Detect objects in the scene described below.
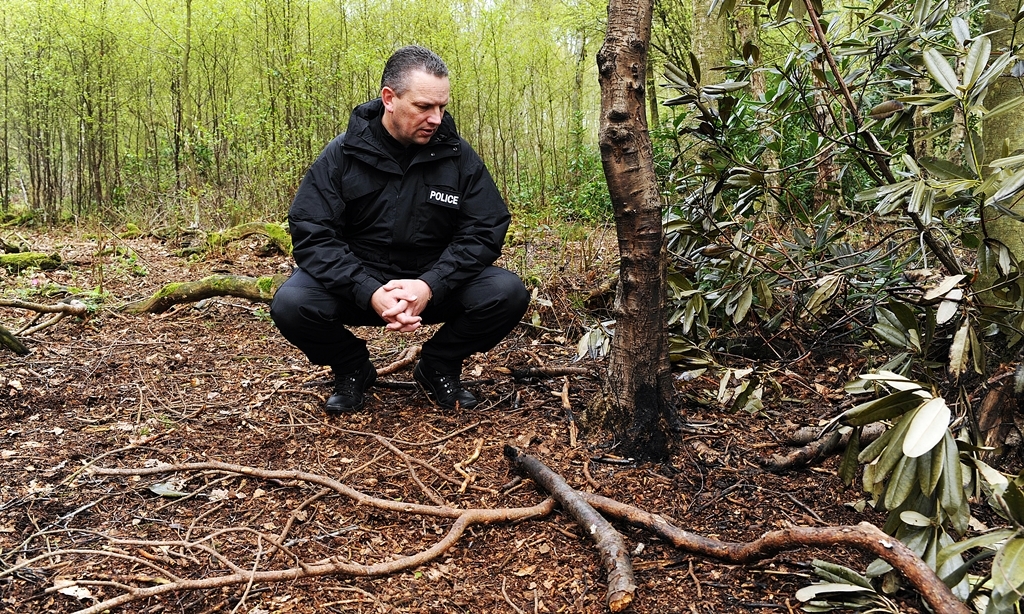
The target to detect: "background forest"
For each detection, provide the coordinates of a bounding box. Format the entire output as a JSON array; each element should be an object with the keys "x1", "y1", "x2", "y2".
[{"x1": 0, "y1": 0, "x2": 610, "y2": 227}]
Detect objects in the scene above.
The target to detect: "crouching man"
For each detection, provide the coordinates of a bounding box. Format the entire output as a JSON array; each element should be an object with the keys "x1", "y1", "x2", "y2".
[{"x1": 271, "y1": 45, "x2": 528, "y2": 413}]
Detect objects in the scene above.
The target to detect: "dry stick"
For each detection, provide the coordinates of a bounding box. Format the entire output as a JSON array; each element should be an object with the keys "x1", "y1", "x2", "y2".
[
  {"x1": 376, "y1": 345, "x2": 421, "y2": 376},
  {"x1": 405, "y1": 456, "x2": 448, "y2": 507},
  {"x1": 504, "y1": 446, "x2": 636, "y2": 612},
  {"x1": 560, "y1": 377, "x2": 578, "y2": 447},
  {"x1": 501, "y1": 577, "x2": 528, "y2": 614},
  {"x1": 582, "y1": 460, "x2": 602, "y2": 492},
  {"x1": 371, "y1": 433, "x2": 497, "y2": 495},
  {"x1": 512, "y1": 365, "x2": 592, "y2": 380},
  {"x1": 577, "y1": 491, "x2": 970, "y2": 614},
  {"x1": 454, "y1": 438, "x2": 484, "y2": 494}
]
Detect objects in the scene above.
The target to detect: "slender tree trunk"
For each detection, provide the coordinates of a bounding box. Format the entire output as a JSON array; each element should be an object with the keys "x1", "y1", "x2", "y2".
[
  {"x1": 982, "y1": 0, "x2": 1024, "y2": 307},
  {"x1": 590, "y1": 0, "x2": 677, "y2": 461}
]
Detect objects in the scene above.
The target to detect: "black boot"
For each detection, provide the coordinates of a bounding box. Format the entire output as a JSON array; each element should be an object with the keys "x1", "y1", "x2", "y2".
[
  {"x1": 326, "y1": 361, "x2": 377, "y2": 413},
  {"x1": 414, "y1": 361, "x2": 478, "y2": 409}
]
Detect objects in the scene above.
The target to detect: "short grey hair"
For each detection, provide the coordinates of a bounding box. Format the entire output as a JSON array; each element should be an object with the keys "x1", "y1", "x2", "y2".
[{"x1": 381, "y1": 46, "x2": 449, "y2": 95}]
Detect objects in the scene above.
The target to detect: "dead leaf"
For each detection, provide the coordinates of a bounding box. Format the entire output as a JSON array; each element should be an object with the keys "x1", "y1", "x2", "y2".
[{"x1": 515, "y1": 565, "x2": 537, "y2": 576}]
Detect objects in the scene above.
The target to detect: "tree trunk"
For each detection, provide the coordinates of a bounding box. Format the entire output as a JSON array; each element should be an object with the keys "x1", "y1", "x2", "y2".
[
  {"x1": 983, "y1": 1, "x2": 1024, "y2": 266},
  {"x1": 590, "y1": 0, "x2": 677, "y2": 461}
]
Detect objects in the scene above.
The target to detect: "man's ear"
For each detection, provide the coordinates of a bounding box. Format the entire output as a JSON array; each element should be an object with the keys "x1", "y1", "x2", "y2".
[{"x1": 381, "y1": 86, "x2": 396, "y2": 112}]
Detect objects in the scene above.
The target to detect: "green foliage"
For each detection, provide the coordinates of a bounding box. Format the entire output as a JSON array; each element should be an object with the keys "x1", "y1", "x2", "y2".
[
  {"x1": 0, "y1": 0, "x2": 606, "y2": 226},
  {"x1": 657, "y1": 0, "x2": 1024, "y2": 610}
]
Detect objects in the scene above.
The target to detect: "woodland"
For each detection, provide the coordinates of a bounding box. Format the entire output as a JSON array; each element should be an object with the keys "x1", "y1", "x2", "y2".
[{"x1": 2, "y1": 0, "x2": 1024, "y2": 612}]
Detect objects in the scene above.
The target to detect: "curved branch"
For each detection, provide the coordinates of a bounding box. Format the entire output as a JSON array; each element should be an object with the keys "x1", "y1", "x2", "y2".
[{"x1": 580, "y1": 491, "x2": 970, "y2": 614}]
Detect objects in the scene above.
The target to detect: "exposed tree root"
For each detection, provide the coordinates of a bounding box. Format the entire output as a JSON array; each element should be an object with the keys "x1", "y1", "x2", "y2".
[
  {"x1": 578, "y1": 491, "x2": 969, "y2": 614},
  {"x1": 125, "y1": 273, "x2": 288, "y2": 313},
  {"x1": 505, "y1": 445, "x2": 636, "y2": 612},
  {"x1": 4, "y1": 450, "x2": 971, "y2": 614},
  {"x1": 10, "y1": 460, "x2": 556, "y2": 614}
]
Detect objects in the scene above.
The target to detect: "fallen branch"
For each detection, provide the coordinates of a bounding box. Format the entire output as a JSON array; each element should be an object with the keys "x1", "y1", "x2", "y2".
[
  {"x1": 764, "y1": 424, "x2": 885, "y2": 473},
  {"x1": 0, "y1": 298, "x2": 89, "y2": 354},
  {"x1": 512, "y1": 365, "x2": 593, "y2": 380},
  {"x1": 578, "y1": 491, "x2": 969, "y2": 614},
  {"x1": 0, "y1": 321, "x2": 29, "y2": 355},
  {"x1": 125, "y1": 274, "x2": 288, "y2": 314},
  {"x1": 6, "y1": 460, "x2": 558, "y2": 614},
  {"x1": 376, "y1": 345, "x2": 421, "y2": 376},
  {"x1": 504, "y1": 445, "x2": 636, "y2": 612}
]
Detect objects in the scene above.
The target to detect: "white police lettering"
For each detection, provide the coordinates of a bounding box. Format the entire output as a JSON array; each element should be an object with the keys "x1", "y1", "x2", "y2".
[{"x1": 429, "y1": 190, "x2": 459, "y2": 206}]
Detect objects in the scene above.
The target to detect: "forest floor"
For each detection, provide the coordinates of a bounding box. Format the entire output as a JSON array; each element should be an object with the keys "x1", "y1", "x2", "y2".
[{"x1": 0, "y1": 225, "x2": 904, "y2": 614}]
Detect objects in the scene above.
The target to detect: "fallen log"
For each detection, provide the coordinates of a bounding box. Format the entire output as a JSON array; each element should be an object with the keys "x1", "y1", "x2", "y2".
[
  {"x1": 207, "y1": 222, "x2": 292, "y2": 255},
  {"x1": 125, "y1": 274, "x2": 288, "y2": 314},
  {"x1": 0, "y1": 251, "x2": 60, "y2": 271},
  {"x1": 504, "y1": 445, "x2": 636, "y2": 612}
]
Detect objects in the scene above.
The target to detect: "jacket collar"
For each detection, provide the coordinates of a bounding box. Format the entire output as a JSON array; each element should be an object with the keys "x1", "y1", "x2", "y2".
[{"x1": 345, "y1": 99, "x2": 460, "y2": 166}]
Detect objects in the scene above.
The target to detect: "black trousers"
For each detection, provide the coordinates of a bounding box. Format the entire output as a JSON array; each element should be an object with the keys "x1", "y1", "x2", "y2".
[{"x1": 270, "y1": 266, "x2": 529, "y2": 374}]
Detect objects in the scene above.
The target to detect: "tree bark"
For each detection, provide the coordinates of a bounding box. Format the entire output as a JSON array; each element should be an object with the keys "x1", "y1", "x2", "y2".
[
  {"x1": 591, "y1": 0, "x2": 677, "y2": 460},
  {"x1": 982, "y1": 0, "x2": 1024, "y2": 307}
]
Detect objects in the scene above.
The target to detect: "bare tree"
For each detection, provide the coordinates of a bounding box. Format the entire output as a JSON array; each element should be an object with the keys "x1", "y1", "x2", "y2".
[{"x1": 588, "y1": 0, "x2": 677, "y2": 461}]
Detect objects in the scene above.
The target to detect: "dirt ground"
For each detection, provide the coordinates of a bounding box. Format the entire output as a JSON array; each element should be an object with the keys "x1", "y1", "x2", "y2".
[{"x1": 1, "y1": 227, "x2": 897, "y2": 614}]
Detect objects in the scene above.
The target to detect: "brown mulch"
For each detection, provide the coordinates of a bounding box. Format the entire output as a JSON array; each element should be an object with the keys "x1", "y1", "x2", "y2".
[{"x1": 0, "y1": 227, "x2": 894, "y2": 613}]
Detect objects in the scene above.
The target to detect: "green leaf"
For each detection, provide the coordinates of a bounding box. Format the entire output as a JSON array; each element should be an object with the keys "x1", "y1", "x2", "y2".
[
  {"x1": 843, "y1": 388, "x2": 928, "y2": 426},
  {"x1": 733, "y1": 284, "x2": 753, "y2": 325},
  {"x1": 795, "y1": 583, "x2": 874, "y2": 602},
  {"x1": 989, "y1": 538, "x2": 1024, "y2": 613},
  {"x1": 806, "y1": 274, "x2": 843, "y2": 316},
  {"x1": 859, "y1": 425, "x2": 895, "y2": 463},
  {"x1": 884, "y1": 454, "x2": 918, "y2": 509},
  {"x1": 985, "y1": 94, "x2": 1024, "y2": 121},
  {"x1": 938, "y1": 528, "x2": 1015, "y2": 562},
  {"x1": 873, "y1": 321, "x2": 910, "y2": 349},
  {"x1": 963, "y1": 36, "x2": 991, "y2": 89},
  {"x1": 900, "y1": 510, "x2": 933, "y2": 527},
  {"x1": 901, "y1": 395, "x2": 946, "y2": 458},
  {"x1": 840, "y1": 427, "x2": 861, "y2": 486},
  {"x1": 939, "y1": 434, "x2": 967, "y2": 532},
  {"x1": 923, "y1": 49, "x2": 960, "y2": 96},
  {"x1": 919, "y1": 437, "x2": 944, "y2": 496},
  {"x1": 873, "y1": 413, "x2": 917, "y2": 483},
  {"x1": 811, "y1": 560, "x2": 875, "y2": 590},
  {"x1": 991, "y1": 166, "x2": 1024, "y2": 205}
]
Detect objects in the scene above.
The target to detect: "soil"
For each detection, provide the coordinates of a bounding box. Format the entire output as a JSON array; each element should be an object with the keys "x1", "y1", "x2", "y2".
[{"x1": 0, "y1": 226, "x2": 898, "y2": 614}]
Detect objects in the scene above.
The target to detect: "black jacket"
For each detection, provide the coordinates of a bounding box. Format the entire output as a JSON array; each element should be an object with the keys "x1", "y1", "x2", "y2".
[{"x1": 288, "y1": 99, "x2": 511, "y2": 309}]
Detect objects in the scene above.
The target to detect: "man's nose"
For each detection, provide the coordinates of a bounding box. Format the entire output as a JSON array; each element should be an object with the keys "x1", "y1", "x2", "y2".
[{"x1": 427, "y1": 109, "x2": 442, "y2": 125}]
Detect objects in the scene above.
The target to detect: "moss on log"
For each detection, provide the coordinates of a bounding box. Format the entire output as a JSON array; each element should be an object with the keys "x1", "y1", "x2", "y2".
[
  {"x1": 126, "y1": 273, "x2": 288, "y2": 314},
  {"x1": 0, "y1": 252, "x2": 61, "y2": 271},
  {"x1": 207, "y1": 222, "x2": 292, "y2": 255}
]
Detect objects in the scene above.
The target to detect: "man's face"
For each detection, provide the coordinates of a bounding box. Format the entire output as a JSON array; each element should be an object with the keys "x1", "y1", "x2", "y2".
[{"x1": 381, "y1": 70, "x2": 450, "y2": 147}]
